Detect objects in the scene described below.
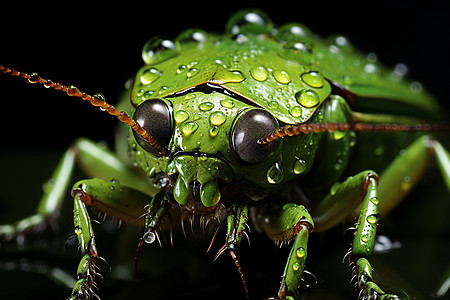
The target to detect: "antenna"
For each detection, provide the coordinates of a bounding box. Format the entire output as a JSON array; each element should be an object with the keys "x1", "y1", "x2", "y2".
[
  {"x1": 258, "y1": 122, "x2": 450, "y2": 146},
  {"x1": 0, "y1": 65, "x2": 167, "y2": 155}
]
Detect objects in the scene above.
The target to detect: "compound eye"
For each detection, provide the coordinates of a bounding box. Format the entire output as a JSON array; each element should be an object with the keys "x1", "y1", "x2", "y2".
[
  {"x1": 231, "y1": 109, "x2": 280, "y2": 164},
  {"x1": 133, "y1": 99, "x2": 172, "y2": 155}
]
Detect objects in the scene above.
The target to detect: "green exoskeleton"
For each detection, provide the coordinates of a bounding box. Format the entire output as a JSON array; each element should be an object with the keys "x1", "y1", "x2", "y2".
[{"x1": 1, "y1": 9, "x2": 449, "y2": 300}]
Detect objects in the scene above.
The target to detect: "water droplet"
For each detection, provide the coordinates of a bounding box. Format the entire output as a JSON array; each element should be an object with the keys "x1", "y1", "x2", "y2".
[
  {"x1": 181, "y1": 121, "x2": 198, "y2": 135},
  {"x1": 136, "y1": 89, "x2": 145, "y2": 97},
  {"x1": 410, "y1": 81, "x2": 423, "y2": 94},
  {"x1": 335, "y1": 36, "x2": 350, "y2": 47},
  {"x1": 334, "y1": 159, "x2": 344, "y2": 170},
  {"x1": 209, "y1": 111, "x2": 227, "y2": 125},
  {"x1": 401, "y1": 176, "x2": 411, "y2": 191},
  {"x1": 361, "y1": 234, "x2": 369, "y2": 243},
  {"x1": 292, "y1": 262, "x2": 301, "y2": 271},
  {"x1": 220, "y1": 99, "x2": 235, "y2": 108},
  {"x1": 367, "y1": 214, "x2": 378, "y2": 225},
  {"x1": 390, "y1": 63, "x2": 408, "y2": 81},
  {"x1": 250, "y1": 65, "x2": 269, "y2": 81},
  {"x1": 273, "y1": 70, "x2": 291, "y2": 84},
  {"x1": 187, "y1": 67, "x2": 199, "y2": 78},
  {"x1": 142, "y1": 36, "x2": 179, "y2": 65},
  {"x1": 296, "y1": 247, "x2": 306, "y2": 258},
  {"x1": 301, "y1": 71, "x2": 324, "y2": 88},
  {"x1": 268, "y1": 101, "x2": 279, "y2": 109},
  {"x1": 289, "y1": 106, "x2": 302, "y2": 118},
  {"x1": 267, "y1": 162, "x2": 284, "y2": 184},
  {"x1": 333, "y1": 130, "x2": 346, "y2": 140},
  {"x1": 295, "y1": 89, "x2": 320, "y2": 108},
  {"x1": 330, "y1": 182, "x2": 341, "y2": 196},
  {"x1": 230, "y1": 70, "x2": 245, "y2": 82},
  {"x1": 177, "y1": 65, "x2": 187, "y2": 74},
  {"x1": 292, "y1": 158, "x2": 306, "y2": 175},
  {"x1": 140, "y1": 68, "x2": 161, "y2": 85},
  {"x1": 74, "y1": 226, "x2": 82, "y2": 236},
  {"x1": 142, "y1": 90, "x2": 154, "y2": 100},
  {"x1": 370, "y1": 197, "x2": 379, "y2": 206},
  {"x1": 209, "y1": 125, "x2": 220, "y2": 137},
  {"x1": 225, "y1": 9, "x2": 273, "y2": 35},
  {"x1": 367, "y1": 53, "x2": 377, "y2": 63},
  {"x1": 174, "y1": 110, "x2": 189, "y2": 124},
  {"x1": 143, "y1": 230, "x2": 156, "y2": 244},
  {"x1": 276, "y1": 23, "x2": 312, "y2": 43},
  {"x1": 349, "y1": 131, "x2": 357, "y2": 147},
  {"x1": 279, "y1": 42, "x2": 313, "y2": 65},
  {"x1": 364, "y1": 63, "x2": 377, "y2": 74},
  {"x1": 199, "y1": 102, "x2": 214, "y2": 111},
  {"x1": 176, "y1": 28, "x2": 208, "y2": 45}
]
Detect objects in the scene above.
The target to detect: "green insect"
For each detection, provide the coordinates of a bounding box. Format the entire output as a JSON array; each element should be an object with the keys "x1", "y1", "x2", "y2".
[{"x1": 1, "y1": 9, "x2": 449, "y2": 300}]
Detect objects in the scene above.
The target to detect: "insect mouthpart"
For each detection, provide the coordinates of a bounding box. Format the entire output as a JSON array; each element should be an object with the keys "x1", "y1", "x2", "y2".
[
  {"x1": 183, "y1": 180, "x2": 221, "y2": 216},
  {"x1": 167, "y1": 154, "x2": 234, "y2": 214}
]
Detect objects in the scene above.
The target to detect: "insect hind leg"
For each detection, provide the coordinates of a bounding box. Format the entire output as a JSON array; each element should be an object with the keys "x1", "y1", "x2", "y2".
[{"x1": 0, "y1": 148, "x2": 76, "y2": 246}]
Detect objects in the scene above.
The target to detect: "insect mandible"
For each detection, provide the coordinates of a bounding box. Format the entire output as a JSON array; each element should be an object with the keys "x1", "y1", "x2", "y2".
[{"x1": 1, "y1": 9, "x2": 449, "y2": 300}]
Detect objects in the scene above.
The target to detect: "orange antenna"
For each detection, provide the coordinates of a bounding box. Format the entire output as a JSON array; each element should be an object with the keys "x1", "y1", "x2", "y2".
[
  {"x1": 0, "y1": 65, "x2": 167, "y2": 155},
  {"x1": 258, "y1": 122, "x2": 450, "y2": 146}
]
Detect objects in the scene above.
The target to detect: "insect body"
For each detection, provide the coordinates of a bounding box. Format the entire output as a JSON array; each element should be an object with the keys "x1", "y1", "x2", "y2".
[{"x1": 1, "y1": 9, "x2": 449, "y2": 300}]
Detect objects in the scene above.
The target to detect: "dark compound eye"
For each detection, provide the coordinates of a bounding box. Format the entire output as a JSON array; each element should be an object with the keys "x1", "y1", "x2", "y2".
[
  {"x1": 133, "y1": 99, "x2": 172, "y2": 155},
  {"x1": 231, "y1": 109, "x2": 281, "y2": 164}
]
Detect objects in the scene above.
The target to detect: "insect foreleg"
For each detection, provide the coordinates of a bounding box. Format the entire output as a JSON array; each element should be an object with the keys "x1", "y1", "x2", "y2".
[
  {"x1": 252, "y1": 203, "x2": 314, "y2": 300},
  {"x1": 69, "y1": 177, "x2": 152, "y2": 299},
  {"x1": 221, "y1": 201, "x2": 250, "y2": 297}
]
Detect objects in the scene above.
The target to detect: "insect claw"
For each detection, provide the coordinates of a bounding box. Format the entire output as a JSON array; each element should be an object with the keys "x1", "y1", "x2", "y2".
[
  {"x1": 213, "y1": 244, "x2": 227, "y2": 262},
  {"x1": 303, "y1": 269, "x2": 318, "y2": 285},
  {"x1": 97, "y1": 256, "x2": 112, "y2": 273},
  {"x1": 154, "y1": 230, "x2": 162, "y2": 247},
  {"x1": 342, "y1": 249, "x2": 352, "y2": 263},
  {"x1": 243, "y1": 231, "x2": 251, "y2": 248},
  {"x1": 244, "y1": 222, "x2": 251, "y2": 233},
  {"x1": 207, "y1": 219, "x2": 226, "y2": 254},
  {"x1": 180, "y1": 209, "x2": 188, "y2": 240},
  {"x1": 189, "y1": 216, "x2": 195, "y2": 235}
]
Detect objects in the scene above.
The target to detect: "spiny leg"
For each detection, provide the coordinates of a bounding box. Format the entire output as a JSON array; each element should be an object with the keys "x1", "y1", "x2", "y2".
[
  {"x1": 0, "y1": 148, "x2": 75, "y2": 245},
  {"x1": 253, "y1": 202, "x2": 314, "y2": 300},
  {"x1": 349, "y1": 174, "x2": 395, "y2": 299},
  {"x1": 69, "y1": 178, "x2": 153, "y2": 299},
  {"x1": 208, "y1": 200, "x2": 250, "y2": 297},
  {"x1": 225, "y1": 201, "x2": 250, "y2": 296},
  {"x1": 312, "y1": 135, "x2": 450, "y2": 298},
  {"x1": 0, "y1": 136, "x2": 158, "y2": 246},
  {"x1": 135, "y1": 189, "x2": 171, "y2": 273},
  {"x1": 374, "y1": 136, "x2": 450, "y2": 298},
  {"x1": 376, "y1": 136, "x2": 450, "y2": 217},
  {"x1": 312, "y1": 170, "x2": 398, "y2": 299}
]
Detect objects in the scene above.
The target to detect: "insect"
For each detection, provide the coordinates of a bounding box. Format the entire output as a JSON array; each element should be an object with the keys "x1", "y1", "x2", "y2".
[{"x1": 1, "y1": 8, "x2": 449, "y2": 300}]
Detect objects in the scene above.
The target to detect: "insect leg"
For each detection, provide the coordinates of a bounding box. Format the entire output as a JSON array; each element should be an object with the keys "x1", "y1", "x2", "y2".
[
  {"x1": 74, "y1": 137, "x2": 160, "y2": 197},
  {"x1": 0, "y1": 148, "x2": 76, "y2": 245},
  {"x1": 374, "y1": 135, "x2": 449, "y2": 217},
  {"x1": 310, "y1": 170, "x2": 396, "y2": 298},
  {"x1": 224, "y1": 201, "x2": 250, "y2": 297},
  {"x1": 252, "y1": 203, "x2": 314, "y2": 300},
  {"x1": 69, "y1": 177, "x2": 153, "y2": 299},
  {"x1": 372, "y1": 135, "x2": 450, "y2": 297}
]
